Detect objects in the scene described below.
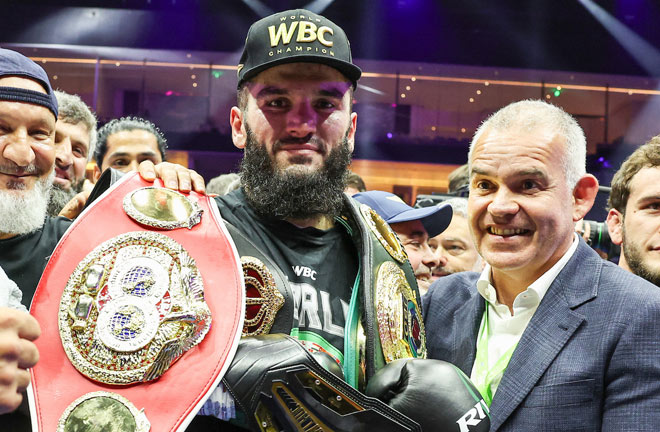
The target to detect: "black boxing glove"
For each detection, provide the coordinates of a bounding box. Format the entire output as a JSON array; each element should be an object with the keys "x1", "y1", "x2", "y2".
[
  {"x1": 366, "y1": 358, "x2": 490, "y2": 432},
  {"x1": 220, "y1": 335, "x2": 423, "y2": 432}
]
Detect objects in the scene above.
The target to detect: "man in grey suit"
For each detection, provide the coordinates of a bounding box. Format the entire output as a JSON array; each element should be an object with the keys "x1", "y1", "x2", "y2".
[{"x1": 423, "y1": 100, "x2": 660, "y2": 431}]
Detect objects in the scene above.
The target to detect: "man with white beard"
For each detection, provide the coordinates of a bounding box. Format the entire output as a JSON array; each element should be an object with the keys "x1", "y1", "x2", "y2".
[
  {"x1": 0, "y1": 47, "x2": 56, "y2": 429},
  {"x1": 0, "y1": 49, "x2": 71, "y2": 310},
  {"x1": 0, "y1": 49, "x2": 203, "y2": 310}
]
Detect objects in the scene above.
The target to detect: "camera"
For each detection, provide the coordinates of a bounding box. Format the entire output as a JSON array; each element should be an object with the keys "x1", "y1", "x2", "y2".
[{"x1": 576, "y1": 220, "x2": 620, "y2": 261}]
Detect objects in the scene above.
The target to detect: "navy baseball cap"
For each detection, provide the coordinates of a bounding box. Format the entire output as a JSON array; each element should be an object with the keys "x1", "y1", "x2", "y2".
[
  {"x1": 0, "y1": 48, "x2": 58, "y2": 118},
  {"x1": 237, "y1": 9, "x2": 362, "y2": 88},
  {"x1": 354, "y1": 191, "x2": 453, "y2": 237}
]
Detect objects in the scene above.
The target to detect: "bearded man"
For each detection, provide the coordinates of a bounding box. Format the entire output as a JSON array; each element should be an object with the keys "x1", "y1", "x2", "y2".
[
  {"x1": 607, "y1": 135, "x2": 660, "y2": 285},
  {"x1": 0, "y1": 49, "x2": 72, "y2": 309},
  {"x1": 46, "y1": 91, "x2": 96, "y2": 217},
  {"x1": 191, "y1": 9, "x2": 488, "y2": 432}
]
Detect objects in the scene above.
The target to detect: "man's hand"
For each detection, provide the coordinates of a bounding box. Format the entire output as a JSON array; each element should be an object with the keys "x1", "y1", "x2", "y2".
[
  {"x1": 58, "y1": 188, "x2": 92, "y2": 220},
  {"x1": 138, "y1": 161, "x2": 206, "y2": 194},
  {"x1": 0, "y1": 308, "x2": 40, "y2": 414}
]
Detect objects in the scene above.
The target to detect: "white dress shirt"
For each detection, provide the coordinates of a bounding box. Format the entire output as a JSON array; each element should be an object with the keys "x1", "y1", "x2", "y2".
[{"x1": 470, "y1": 234, "x2": 579, "y2": 395}]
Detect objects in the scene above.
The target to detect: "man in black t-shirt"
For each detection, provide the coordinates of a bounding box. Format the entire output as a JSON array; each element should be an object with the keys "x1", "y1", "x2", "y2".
[
  {"x1": 216, "y1": 189, "x2": 358, "y2": 367},
  {"x1": 210, "y1": 8, "x2": 365, "y2": 376},
  {"x1": 193, "y1": 9, "x2": 489, "y2": 432}
]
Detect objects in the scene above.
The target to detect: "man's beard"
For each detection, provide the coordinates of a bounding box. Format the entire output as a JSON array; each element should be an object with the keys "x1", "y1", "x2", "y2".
[
  {"x1": 623, "y1": 225, "x2": 660, "y2": 286},
  {"x1": 239, "y1": 125, "x2": 352, "y2": 221},
  {"x1": 47, "y1": 178, "x2": 85, "y2": 217},
  {"x1": 0, "y1": 168, "x2": 55, "y2": 236}
]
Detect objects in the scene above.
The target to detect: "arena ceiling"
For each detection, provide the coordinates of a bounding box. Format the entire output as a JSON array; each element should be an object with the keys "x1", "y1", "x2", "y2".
[{"x1": 3, "y1": 0, "x2": 660, "y2": 77}]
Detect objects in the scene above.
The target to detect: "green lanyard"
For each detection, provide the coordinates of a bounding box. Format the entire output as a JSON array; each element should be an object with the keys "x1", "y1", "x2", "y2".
[
  {"x1": 472, "y1": 303, "x2": 518, "y2": 406},
  {"x1": 335, "y1": 216, "x2": 361, "y2": 389}
]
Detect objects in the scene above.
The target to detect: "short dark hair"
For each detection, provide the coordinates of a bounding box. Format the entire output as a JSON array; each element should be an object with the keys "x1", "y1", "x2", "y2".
[
  {"x1": 346, "y1": 171, "x2": 366, "y2": 192},
  {"x1": 448, "y1": 164, "x2": 469, "y2": 193},
  {"x1": 609, "y1": 135, "x2": 660, "y2": 213},
  {"x1": 237, "y1": 82, "x2": 250, "y2": 112},
  {"x1": 95, "y1": 117, "x2": 167, "y2": 167}
]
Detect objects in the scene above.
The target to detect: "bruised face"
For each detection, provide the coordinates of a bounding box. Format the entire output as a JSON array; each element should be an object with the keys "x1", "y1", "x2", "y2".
[
  {"x1": 231, "y1": 63, "x2": 357, "y2": 220},
  {"x1": 232, "y1": 62, "x2": 356, "y2": 176}
]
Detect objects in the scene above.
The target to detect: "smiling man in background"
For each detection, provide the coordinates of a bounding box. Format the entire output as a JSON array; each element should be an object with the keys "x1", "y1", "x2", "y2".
[
  {"x1": 354, "y1": 190, "x2": 450, "y2": 294},
  {"x1": 46, "y1": 90, "x2": 96, "y2": 216},
  {"x1": 93, "y1": 116, "x2": 166, "y2": 178},
  {"x1": 429, "y1": 197, "x2": 483, "y2": 279}
]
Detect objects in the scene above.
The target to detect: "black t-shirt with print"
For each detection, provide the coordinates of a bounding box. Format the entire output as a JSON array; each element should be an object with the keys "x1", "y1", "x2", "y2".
[
  {"x1": 215, "y1": 189, "x2": 358, "y2": 366},
  {"x1": 0, "y1": 216, "x2": 71, "y2": 309}
]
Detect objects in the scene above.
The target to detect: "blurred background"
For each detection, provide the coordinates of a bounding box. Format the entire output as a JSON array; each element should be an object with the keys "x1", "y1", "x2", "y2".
[{"x1": 3, "y1": 0, "x2": 660, "y2": 219}]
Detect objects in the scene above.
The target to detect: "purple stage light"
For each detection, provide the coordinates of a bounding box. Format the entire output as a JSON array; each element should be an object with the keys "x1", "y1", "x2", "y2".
[{"x1": 387, "y1": 133, "x2": 393, "y2": 139}]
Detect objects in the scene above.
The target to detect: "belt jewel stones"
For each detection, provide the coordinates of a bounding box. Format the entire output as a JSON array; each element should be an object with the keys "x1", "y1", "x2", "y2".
[
  {"x1": 375, "y1": 262, "x2": 427, "y2": 363},
  {"x1": 59, "y1": 231, "x2": 212, "y2": 385},
  {"x1": 123, "y1": 186, "x2": 203, "y2": 230},
  {"x1": 241, "y1": 256, "x2": 284, "y2": 336}
]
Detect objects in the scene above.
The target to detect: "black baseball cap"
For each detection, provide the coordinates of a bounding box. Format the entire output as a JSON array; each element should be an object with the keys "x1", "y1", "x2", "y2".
[
  {"x1": 0, "y1": 48, "x2": 58, "y2": 118},
  {"x1": 237, "y1": 9, "x2": 362, "y2": 88}
]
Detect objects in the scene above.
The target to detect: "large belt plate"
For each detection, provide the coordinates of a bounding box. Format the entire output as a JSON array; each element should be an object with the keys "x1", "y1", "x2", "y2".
[{"x1": 59, "y1": 231, "x2": 211, "y2": 385}]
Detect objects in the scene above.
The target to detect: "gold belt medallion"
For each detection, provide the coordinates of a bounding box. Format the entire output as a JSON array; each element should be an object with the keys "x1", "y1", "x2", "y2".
[
  {"x1": 123, "y1": 187, "x2": 203, "y2": 230},
  {"x1": 58, "y1": 231, "x2": 212, "y2": 385},
  {"x1": 57, "y1": 391, "x2": 150, "y2": 432},
  {"x1": 241, "y1": 256, "x2": 284, "y2": 336},
  {"x1": 375, "y1": 261, "x2": 427, "y2": 363}
]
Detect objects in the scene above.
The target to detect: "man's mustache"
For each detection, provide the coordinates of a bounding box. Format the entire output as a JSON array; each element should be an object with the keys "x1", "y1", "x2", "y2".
[
  {"x1": 0, "y1": 163, "x2": 45, "y2": 176},
  {"x1": 273, "y1": 134, "x2": 326, "y2": 152}
]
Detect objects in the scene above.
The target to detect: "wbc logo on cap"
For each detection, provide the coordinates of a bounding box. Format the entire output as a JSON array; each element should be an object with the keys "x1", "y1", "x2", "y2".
[{"x1": 267, "y1": 15, "x2": 335, "y2": 55}]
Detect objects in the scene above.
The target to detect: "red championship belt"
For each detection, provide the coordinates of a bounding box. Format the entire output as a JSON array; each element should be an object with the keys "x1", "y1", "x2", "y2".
[{"x1": 28, "y1": 172, "x2": 244, "y2": 432}]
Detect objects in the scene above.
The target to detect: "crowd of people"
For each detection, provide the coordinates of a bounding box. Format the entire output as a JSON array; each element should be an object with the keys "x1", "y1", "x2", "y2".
[{"x1": 1, "y1": 7, "x2": 660, "y2": 432}]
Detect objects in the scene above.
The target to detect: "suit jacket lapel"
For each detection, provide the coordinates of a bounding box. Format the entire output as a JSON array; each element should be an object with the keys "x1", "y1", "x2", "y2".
[
  {"x1": 452, "y1": 290, "x2": 485, "y2": 375},
  {"x1": 488, "y1": 241, "x2": 601, "y2": 431}
]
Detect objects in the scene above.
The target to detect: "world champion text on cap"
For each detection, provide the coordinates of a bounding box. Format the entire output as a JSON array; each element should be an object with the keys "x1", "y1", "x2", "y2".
[{"x1": 268, "y1": 15, "x2": 335, "y2": 57}]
